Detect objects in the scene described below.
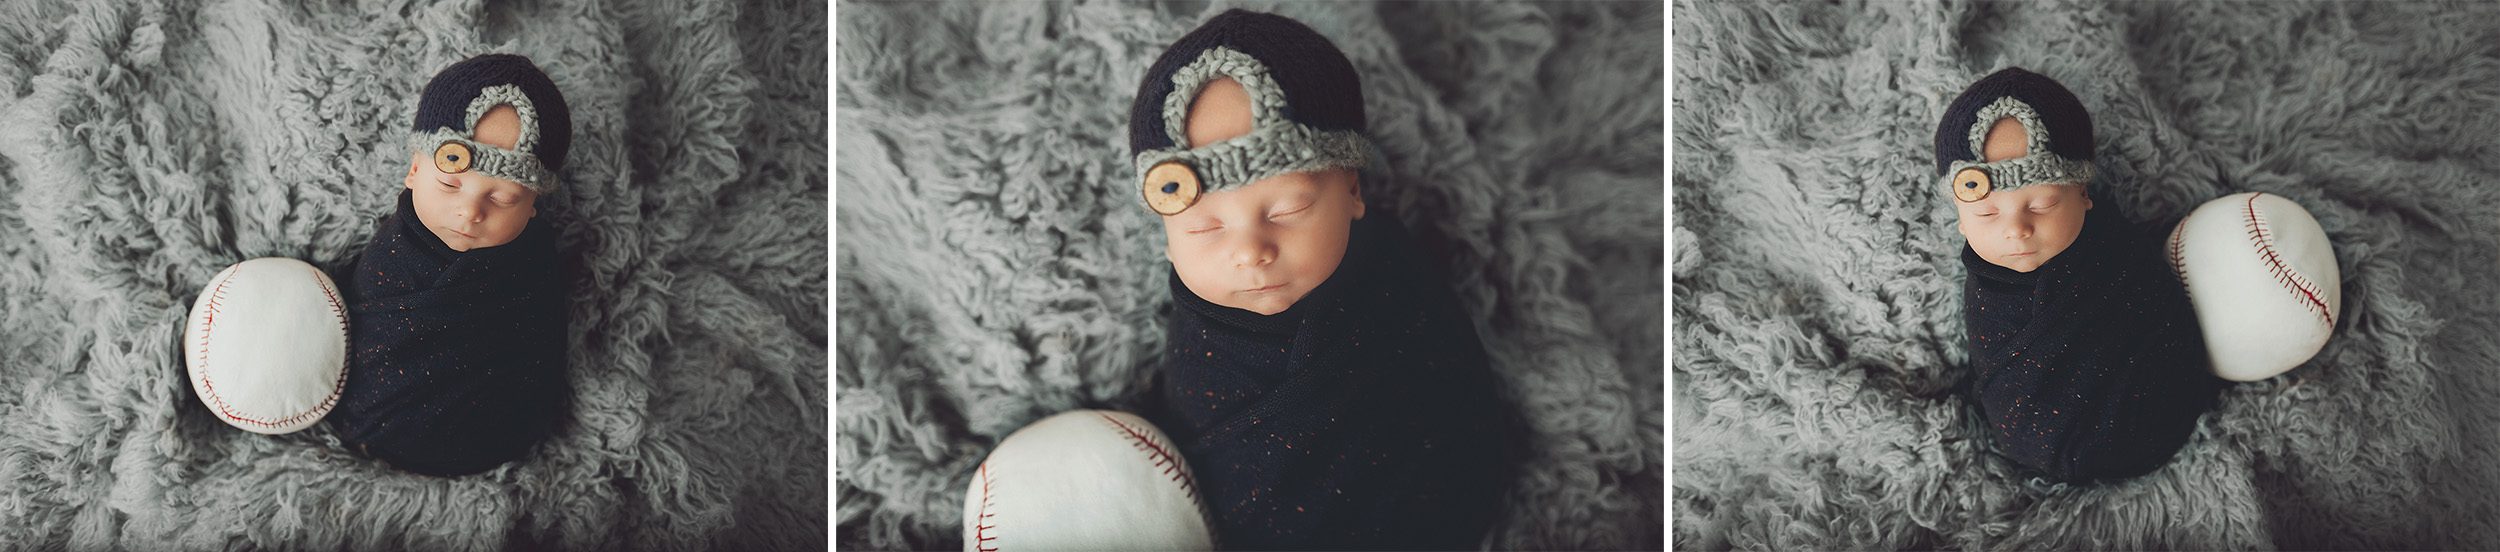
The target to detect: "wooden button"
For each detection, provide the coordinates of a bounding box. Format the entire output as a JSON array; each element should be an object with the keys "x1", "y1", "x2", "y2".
[
  {"x1": 1142, "y1": 160, "x2": 1202, "y2": 215},
  {"x1": 433, "y1": 141, "x2": 474, "y2": 174},
  {"x1": 1951, "y1": 167, "x2": 1992, "y2": 202}
]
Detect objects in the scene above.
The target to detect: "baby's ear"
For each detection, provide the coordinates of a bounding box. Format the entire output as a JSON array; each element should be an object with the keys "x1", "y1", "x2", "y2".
[
  {"x1": 1348, "y1": 172, "x2": 1366, "y2": 220},
  {"x1": 404, "y1": 152, "x2": 423, "y2": 189}
]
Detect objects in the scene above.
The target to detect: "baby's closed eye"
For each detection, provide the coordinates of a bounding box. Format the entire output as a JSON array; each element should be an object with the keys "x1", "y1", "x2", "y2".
[{"x1": 1268, "y1": 202, "x2": 1312, "y2": 219}]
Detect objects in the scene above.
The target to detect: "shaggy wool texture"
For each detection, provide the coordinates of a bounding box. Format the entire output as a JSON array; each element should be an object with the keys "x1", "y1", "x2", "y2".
[
  {"x1": 1674, "y1": 1, "x2": 2500, "y2": 549},
  {"x1": 835, "y1": 1, "x2": 1664, "y2": 550},
  {"x1": 0, "y1": 0, "x2": 827, "y2": 549}
]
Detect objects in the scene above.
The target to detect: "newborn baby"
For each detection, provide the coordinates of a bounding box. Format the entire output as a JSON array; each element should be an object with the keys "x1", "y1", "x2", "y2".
[
  {"x1": 1131, "y1": 10, "x2": 1513, "y2": 549},
  {"x1": 1939, "y1": 68, "x2": 2224, "y2": 483},
  {"x1": 325, "y1": 54, "x2": 572, "y2": 476}
]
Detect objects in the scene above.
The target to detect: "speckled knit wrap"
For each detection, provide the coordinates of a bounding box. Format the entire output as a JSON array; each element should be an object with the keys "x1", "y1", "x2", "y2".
[
  {"x1": 1961, "y1": 201, "x2": 2224, "y2": 483},
  {"x1": 325, "y1": 190, "x2": 569, "y2": 476},
  {"x1": 1143, "y1": 212, "x2": 1519, "y2": 548}
]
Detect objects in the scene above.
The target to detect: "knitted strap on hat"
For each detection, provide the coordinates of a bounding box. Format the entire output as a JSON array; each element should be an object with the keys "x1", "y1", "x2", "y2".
[
  {"x1": 407, "y1": 84, "x2": 559, "y2": 194},
  {"x1": 1938, "y1": 97, "x2": 2095, "y2": 196},
  {"x1": 1132, "y1": 47, "x2": 1373, "y2": 203}
]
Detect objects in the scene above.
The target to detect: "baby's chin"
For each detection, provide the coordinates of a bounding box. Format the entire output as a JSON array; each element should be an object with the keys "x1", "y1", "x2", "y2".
[
  {"x1": 1221, "y1": 296, "x2": 1295, "y2": 315},
  {"x1": 426, "y1": 227, "x2": 515, "y2": 252},
  {"x1": 1988, "y1": 252, "x2": 2054, "y2": 273},
  {"x1": 1213, "y1": 288, "x2": 1308, "y2": 315}
]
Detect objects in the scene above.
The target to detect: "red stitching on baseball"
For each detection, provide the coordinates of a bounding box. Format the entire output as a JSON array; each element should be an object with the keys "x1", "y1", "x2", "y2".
[
  {"x1": 974, "y1": 462, "x2": 999, "y2": 552},
  {"x1": 2243, "y1": 194, "x2": 2334, "y2": 327},
  {"x1": 2167, "y1": 218, "x2": 2190, "y2": 296},
  {"x1": 192, "y1": 264, "x2": 349, "y2": 428},
  {"x1": 314, "y1": 267, "x2": 348, "y2": 334},
  {"x1": 1098, "y1": 412, "x2": 1200, "y2": 503},
  {"x1": 196, "y1": 269, "x2": 231, "y2": 349}
]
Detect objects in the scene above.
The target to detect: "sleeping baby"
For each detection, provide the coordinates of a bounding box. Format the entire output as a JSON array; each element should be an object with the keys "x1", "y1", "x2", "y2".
[
  {"x1": 1130, "y1": 9, "x2": 1514, "y2": 549},
  {"x1": 325, "y1": 54, "x2": 572, "y2": 477},
  {"x1": 1938, "y1": 67, "x2": 2225, "y2": 483}
]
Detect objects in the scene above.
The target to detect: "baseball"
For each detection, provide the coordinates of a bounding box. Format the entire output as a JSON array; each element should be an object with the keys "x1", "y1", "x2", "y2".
[
  {"x1": 962, "y1": 409, "x2": 1212, "y2": 552},
  {"x1": 182, "y1": 257, "x2": 350, "y2": 434},
  {"x1": 2168, "y1": 192, "x2": 2342, "y2": 382}
]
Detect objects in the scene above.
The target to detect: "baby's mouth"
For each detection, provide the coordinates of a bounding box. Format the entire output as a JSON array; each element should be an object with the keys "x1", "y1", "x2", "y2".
[{"x1": 1242, "y1": 283, "x2": 1286, "y2": 293}]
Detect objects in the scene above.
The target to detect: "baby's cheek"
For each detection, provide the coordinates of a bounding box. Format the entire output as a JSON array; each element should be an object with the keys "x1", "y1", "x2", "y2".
[
  {"x1": 408, "y1": 194, "x2": 452, "y2": 229},
  {"x1": 1285, "y1": 222, "x2": 1352, "y2": 283},
  {"x1": 1163, "y1": 239, "x2": 1215, "y2": 285},
  {"x1": 494, "y1": 217, "x2": 535, "y2": 244},
  {"x1": 1162, "y1": 232, "x2": 1197, "y2": 267}
]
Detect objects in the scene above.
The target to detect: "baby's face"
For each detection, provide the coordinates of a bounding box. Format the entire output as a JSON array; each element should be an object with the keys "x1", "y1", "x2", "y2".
[
  {"x1": 405, "y1": 106, "x2": 538, "y2": 251},
  {"x1": 1162, "y1": 78, "x2": 1364, "y2": 315},
  {"x1": 1165, "y1": 168, "x2": 1364, "y2": 315},
  {"x1": 1954, "y1": 118, "x2": 2091, "y2": 272}
]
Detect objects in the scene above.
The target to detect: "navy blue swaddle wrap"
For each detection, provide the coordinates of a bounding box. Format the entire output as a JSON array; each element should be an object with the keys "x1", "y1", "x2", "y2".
[
  {"x1": 1147, "y1": 212, "x2": 1516, "y2": 550},
  {"x1": 1961, "y1": 199, "x2": 2225, "y2": 483},
  {"x1": 326, "y1": 190, "x2": 568, "y2": 476}
]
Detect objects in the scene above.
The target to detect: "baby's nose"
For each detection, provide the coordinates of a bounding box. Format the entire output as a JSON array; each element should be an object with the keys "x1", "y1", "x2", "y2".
[{"x1": 1231, "y1": 241, "x2": 1274, "y2": 267}]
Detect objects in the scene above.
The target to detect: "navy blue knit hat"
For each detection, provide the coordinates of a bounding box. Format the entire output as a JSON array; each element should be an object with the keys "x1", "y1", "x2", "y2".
[
  {"x1": 1933, "y1": 67, "x2": 2095, "y2": 203},
  {"x1": 1126, "y1": 9, "x2": 1376, "y2": 216},
  {"x1": 410, "y1": 53, "x2": 572, "y2": 194}
]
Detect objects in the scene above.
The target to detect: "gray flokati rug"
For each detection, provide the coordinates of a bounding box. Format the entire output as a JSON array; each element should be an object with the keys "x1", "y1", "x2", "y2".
[
  {"x1": 835, "y1": 1, "x2": 1664, "y2": 550},
  {"x1": 1674, "y1": 1, "x2": 2500, "y2": 549},
  {"x1": 0, "y1": 0, "x2": 826, "y2": 549}
]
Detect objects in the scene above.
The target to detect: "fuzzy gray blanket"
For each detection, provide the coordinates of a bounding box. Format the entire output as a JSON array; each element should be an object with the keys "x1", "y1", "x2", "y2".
[
  {"x1": 836, "y1": 1, "x2": 1664, "y2": 550},
  {"x1": 1675, "y1": 1, "x2": 2500, "y2": 549},
  {"x1": 0, "y1": 0, "x2": 825, "y2": 549}
]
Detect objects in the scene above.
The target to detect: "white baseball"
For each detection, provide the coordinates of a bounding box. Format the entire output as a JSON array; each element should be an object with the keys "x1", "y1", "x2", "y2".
[
  {"x1": 2168, "y1": 192, "x2": 2342, "y2": 382},
  {"x1": 962, "y1": 409, "x2": 1212, "y2": 552},
  {"x1": 182, "y1": 257, "x2": 350, "y2": 434}
]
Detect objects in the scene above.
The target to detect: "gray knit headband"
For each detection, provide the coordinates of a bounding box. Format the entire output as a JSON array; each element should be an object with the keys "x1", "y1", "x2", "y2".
[
  {"x1": 1133, "y1": 47, "x2": 1373, "y2": 216},
  {"x1": 407, "y1": 84, "x2": 559, "y2": 194},
  {"x1": 1940, "y1": 97, "x2": 2094, "y2": 203}
]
